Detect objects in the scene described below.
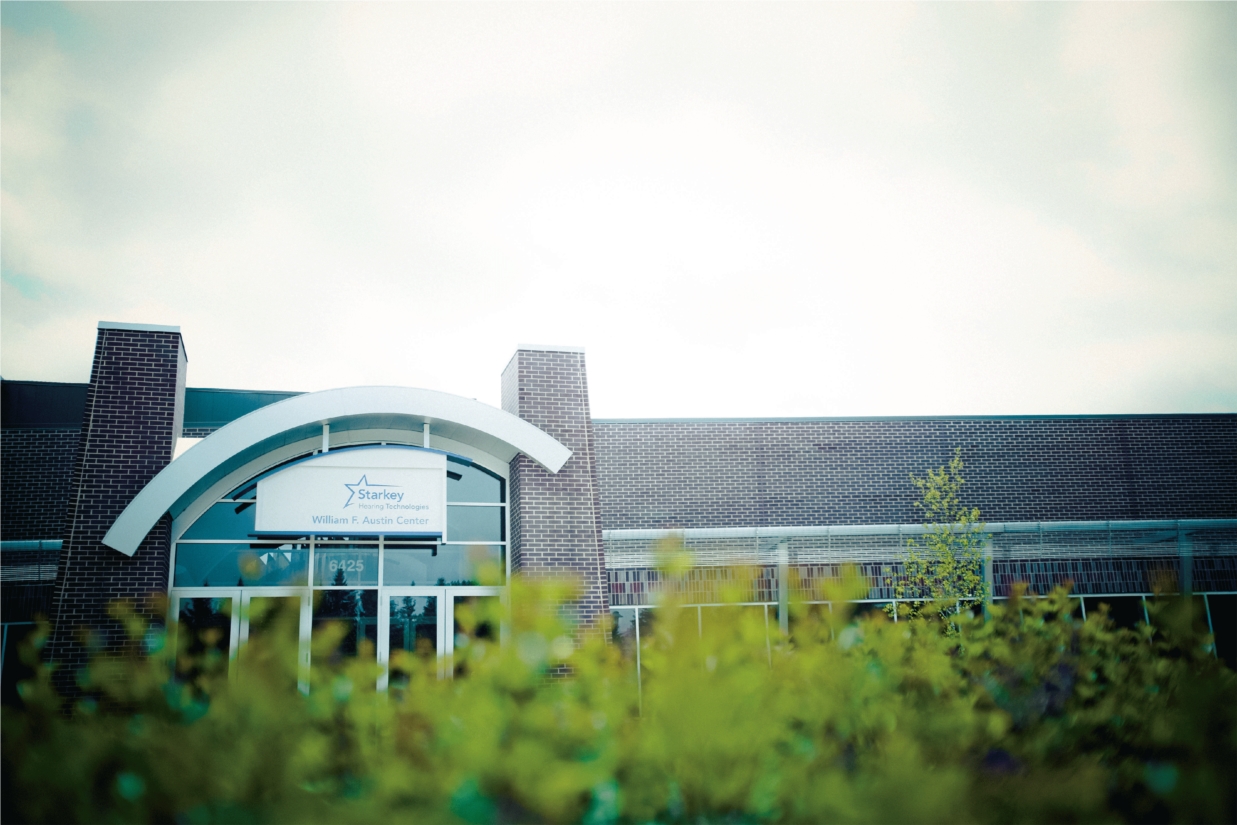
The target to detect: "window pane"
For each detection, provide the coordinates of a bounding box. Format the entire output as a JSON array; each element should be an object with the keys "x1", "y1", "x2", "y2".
[
  {"x1": 175, "y1": 543, "x2": 308, "y2": 587},
  {"x1": 389, "y1": 596, "x2": 438, "y2": 688},
  {"x1": 851, "y1": 602, "x2": 892, "y2": 622},
  {"x1": 453, "y1": 595, "x2": 500, "y2": 677},
  {"x1": 1082, "y1": 596, "x2": 1146, "y2": 630},
  {"x1": 701, "y1": 605, "x2": 772, "y2": 665},
  {"x1": 447, "y1": 506, "x2": 504, "y2": 542},
  {"x1": 176, "y1": 597, "x2": 232, "y2": 683},
  {"x1": 1, "y1": 624, "x2": 38, "y2": 708},
  {"x1": 788, "y1": 602, "x2": 834, "y2": 645},
  {"x1": 384, "y1": 544, "x2": 504, "y2": 587},
  {"x1": 313, "y1": 544, "x2": 378, "y2": 587},
  {"x1": 637, "y1": 608, "x2": 658, "y2": 680},
  {"x1": 1208, "y1": 594, "x2": 1236, "y2": 671},
  {"x1": 611, "y1": 609, "x2": 638, "y2": 679},
  {"x1": 313, "y1": 589, "x2": 378, "y2": 662},
  {"x1": 244, "y1": 596, "x2": 301, "y2": 692},
  {"x1": 447, "y1": 461, "x2": 504, "y2": 503},
  {"x1": 181, "y1": 502, "x2": 256, "y2": 540}
]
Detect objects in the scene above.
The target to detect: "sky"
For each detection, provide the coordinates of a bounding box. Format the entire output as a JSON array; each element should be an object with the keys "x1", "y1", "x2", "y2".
[{"x1": 2, "y1": 2, "x2": 1235, "y2": 418}]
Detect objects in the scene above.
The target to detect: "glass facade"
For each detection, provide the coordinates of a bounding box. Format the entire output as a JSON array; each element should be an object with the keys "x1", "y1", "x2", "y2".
[
  {"x1": 168, "y1": 448, "x2": 508, "y2": 691},
  {"x1": 174, "y1": 543, "x2": 309, "y2": 587},
  {"x1": 156, "y1": 456, "x2": 1237, "y2": 698}
]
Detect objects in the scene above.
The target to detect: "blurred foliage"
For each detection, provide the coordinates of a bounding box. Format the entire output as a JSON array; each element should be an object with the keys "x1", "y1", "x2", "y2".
[
  {"x1": 892, "y1": 447, "x2": 991, "y2": 623},
  {"x1": 3, "y1": 559, "x2": 1234, "y2": 824}
]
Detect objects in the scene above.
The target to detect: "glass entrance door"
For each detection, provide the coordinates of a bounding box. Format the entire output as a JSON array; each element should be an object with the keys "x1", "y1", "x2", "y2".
[
  {"x1": 172, "y1": 590, "x2": 240, "y2": 683},
  {"x1": 174, "y1": 587, "x2": 506, "y2": 693},
  {"x1": 240, "y1": 590, "x2": 310, "y2": 693},
  {"x1": 380, "y1": 588, "x2": 445, "y2": 689}
]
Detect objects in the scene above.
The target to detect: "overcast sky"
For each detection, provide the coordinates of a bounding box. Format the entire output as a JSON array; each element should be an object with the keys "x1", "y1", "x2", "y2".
[{"x1": 3, "y1": 3, "x2": 1234, "y2": 417}]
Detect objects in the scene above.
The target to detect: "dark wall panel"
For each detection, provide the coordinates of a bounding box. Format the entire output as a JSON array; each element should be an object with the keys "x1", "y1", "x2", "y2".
[
  {"x1": 593, "y1": 416, "x2": 1237, "y2": 529},
  {"x1": 1, "y1": 428, "x2": 80, "y2": 541}
]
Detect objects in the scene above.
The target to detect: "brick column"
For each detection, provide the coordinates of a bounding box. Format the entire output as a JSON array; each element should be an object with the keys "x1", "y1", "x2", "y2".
[
  {"x1": 501, "y1": 346, "x2": 609, "y2": 630},
  {"x1": 47, "y1": 322, "x2": 186, "y2": 680}
]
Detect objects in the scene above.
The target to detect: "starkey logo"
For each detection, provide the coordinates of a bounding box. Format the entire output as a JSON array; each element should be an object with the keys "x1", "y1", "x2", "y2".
[{"x1": 342, "y1": 475, "x2": 405, "y2": 508}]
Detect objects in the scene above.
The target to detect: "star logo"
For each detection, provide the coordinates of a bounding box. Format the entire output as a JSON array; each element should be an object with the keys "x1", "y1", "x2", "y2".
[{"x1": 343, "y1": 475, "x2": 400, "y2": 508}]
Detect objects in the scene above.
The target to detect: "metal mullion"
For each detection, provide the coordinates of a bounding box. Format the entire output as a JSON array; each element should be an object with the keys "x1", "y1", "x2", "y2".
[
  {"x1": 228, "y1": 598, "x2": 241, "y2": 680},
  {"x1": 166, "y1": 542, "x2": 178, "y2": 593},
  {"x1": 377, "y1": 592, "x2": 390, "y2": 692},
  {"x1": 177, "y1": 540, "x2": 292, "y2": 543},
  {"x1": 298, "y1": 592, "x2": 312, "y2": 694},
  {"x1": 634, "y1": 607, "x2": 643, "y2": 715},
  {"x1": 764, "y1": 605, "x2": 772, "y2": 666},
  {"x1": 239, "y1": 592, "x2": 251, "y2": 647},
  {"x1": 1203, "y1": 594, "x2": 1217, "y2": 658},
  {"x1": 440, "y1": 586, "x2": 503, "y2": 595},
  {"x1": 440, "y1": 589, "x2": 449, "y2": 680}
]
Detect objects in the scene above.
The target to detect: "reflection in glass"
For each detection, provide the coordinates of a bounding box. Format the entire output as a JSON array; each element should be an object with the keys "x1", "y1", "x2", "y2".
[
  {"x1": 1191, "y1": 595, "x2": 1212, "y2": 639},
  {"x1": 447, "y1": 506, "x2": 504, "y2": 543},
  {"x1": 313, "y1": 589, "x2": 378, "y2": 661},
  {"x1": 611, "y1": 609, "x2": 637, "y2": 657},
  {"x1": 388, "y1": 596, "x2": 438, "y2": 688},
  {"x1": 447, "y1": 460, "x2": 504, "y2": 503},
  {"x1": 1, "y1": 625, "x2": 38, "y2": 707},
  {"x1": 700, "y1": 605, "x2": 772, "y2": 664},
  {"x1": 176, "y1": 597, "x2": 232, "y2": 683},
  {"x1": 1207, "y1": 594, "x2": 1236, "y2": 670},
  {"x1": 181, "y1": 502, "x2": 257, "y2": 540},
  {"x1": 850, "y1": 602, "x2": 891, "y2": 623},
  {"x1": 175, "y1": 543, "x2": 308, "y2": 587},
  {"x1": 313, "y1": 544, "x2": 378, "y2": 586},
  {"x1": 636, "y1": 608, "x2": 657, "y2": 679},
  {"x1": 384, "y1": 544, "x2": 504, "y2": 586},
  {"x1": 453, "y1": 595, "x2": 500, "y2": 676},
  {"x1": 1082, "y1": 596, "x2": 1146, "y2": 630},
  {"x1": 788, "y1": 602, "x2": 833, "y2": 645},
  {"x1": 243, "y1": 596, "x2": 301, "y2": 692}
]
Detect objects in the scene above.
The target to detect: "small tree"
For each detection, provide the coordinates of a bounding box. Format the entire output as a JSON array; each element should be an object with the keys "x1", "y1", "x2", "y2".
[{"x1": 892, "y1": 448, "x2": 990, "y2": 621}]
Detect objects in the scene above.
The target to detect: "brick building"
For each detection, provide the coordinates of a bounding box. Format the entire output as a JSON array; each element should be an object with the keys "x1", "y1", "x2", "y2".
[{"x1": 3, "y1": 322, "x2": 1235, "y2": 698}]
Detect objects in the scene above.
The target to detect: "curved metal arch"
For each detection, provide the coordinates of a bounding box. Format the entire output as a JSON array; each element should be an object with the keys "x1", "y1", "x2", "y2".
[{"x1": 104, "y1": 386, "x2": 570, "y2": 556}]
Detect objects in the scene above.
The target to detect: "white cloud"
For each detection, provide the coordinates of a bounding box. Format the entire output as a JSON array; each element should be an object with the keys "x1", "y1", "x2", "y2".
[{"x1": 2, "y1": 3, "x2": 1233, "y2": 414}]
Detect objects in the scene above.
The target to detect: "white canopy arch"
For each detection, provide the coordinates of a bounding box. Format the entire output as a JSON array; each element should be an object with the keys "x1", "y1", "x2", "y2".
[{"x1": 104, "y1": 386, "x2": 570, "y2": 556}]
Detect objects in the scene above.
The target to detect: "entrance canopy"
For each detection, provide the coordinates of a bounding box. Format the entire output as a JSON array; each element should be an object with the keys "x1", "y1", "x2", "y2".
[{"x1": 104, "y1": 386, "x2": 571, "y2": 556}]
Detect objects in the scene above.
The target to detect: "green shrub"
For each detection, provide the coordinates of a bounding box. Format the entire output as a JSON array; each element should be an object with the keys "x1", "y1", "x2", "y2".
[{"x1": 3, "y1": 567, "x2": 1234, "y2": 824}]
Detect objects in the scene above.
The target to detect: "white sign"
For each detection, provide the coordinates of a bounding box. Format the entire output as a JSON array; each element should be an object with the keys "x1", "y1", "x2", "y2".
[{"x1": 255, "y1": 447, "x2": 446, "y2": 536}]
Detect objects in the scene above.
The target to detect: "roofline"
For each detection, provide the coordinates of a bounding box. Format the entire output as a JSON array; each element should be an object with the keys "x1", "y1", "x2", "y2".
[
  {"x1": 0, "y1": 379, "x2": 89, "y2": 388},
  {"x1": 604, "y1": 518, "x2": 1237, "y2": 541},
  {"x1": 592, "y1": 413, "x2": 1237, "y2": 424},
  {"x1": 98, "y1": 321, "x2": 180, "y2": 333}
]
